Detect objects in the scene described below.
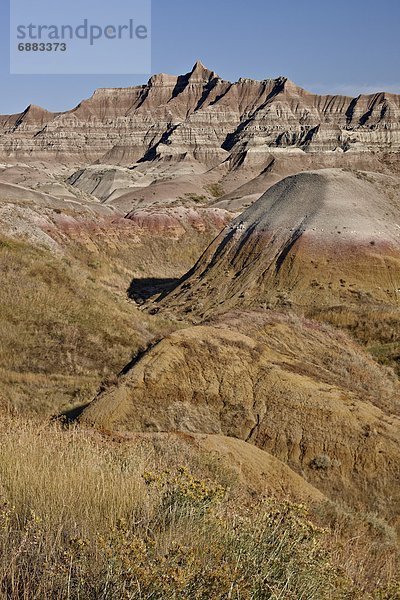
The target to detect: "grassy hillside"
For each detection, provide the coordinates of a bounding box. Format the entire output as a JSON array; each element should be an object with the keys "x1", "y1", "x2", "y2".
[
  {"x1": 0, "y1": 414, "x2": 398, "y2": 599},
  {"x1": 0, "y1": 235, "x2": 177, "y2": 415}
]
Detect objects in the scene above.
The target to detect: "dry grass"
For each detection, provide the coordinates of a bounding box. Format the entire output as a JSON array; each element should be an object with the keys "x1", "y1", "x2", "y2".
[
  {"x1": 209, "y1": 309, "x2": 400, "y2": 414},
  {"x1": 310, "y1": 306, "x2": 400, "y2": 375},
  {"x1": 0, "y1": 221, "x2": 217, "y2": 417},
  {"x1": 0, "y1": 414, "x2": 398, "y2": 599},
  {"x1": 0, "y1": 236, "x2": 179, "y2": 416},
  {"x1": 206, "y1": 183, "x2": 226, "y2": 199}
]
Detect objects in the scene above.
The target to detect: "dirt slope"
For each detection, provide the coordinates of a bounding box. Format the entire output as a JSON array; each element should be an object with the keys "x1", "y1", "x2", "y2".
[
  {"x1": 81, "y1": 311, "x2": 400, "y2": 522},
  {"x1": 159, "y1": 169, "x2": 400, "y2": 318}
]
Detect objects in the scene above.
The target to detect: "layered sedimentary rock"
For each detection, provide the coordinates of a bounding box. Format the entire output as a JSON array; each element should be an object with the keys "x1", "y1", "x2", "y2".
[
  {"x1": 125, "y1": 206, "x2": 231, "y2": 237},
  {"x1": 159, "y1": 169, "x2": 400, "y2": 317},
  {"x1": 1, "y1": 62, "x2": 399, "y2": 166},
  {"x1": 80, "y1": 310, "x2": 400, "y2": 520}
]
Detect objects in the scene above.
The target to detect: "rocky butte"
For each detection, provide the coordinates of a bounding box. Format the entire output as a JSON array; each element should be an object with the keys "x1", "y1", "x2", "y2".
[{"x1": 1, "y1": 61, "x2": 400, "y2": 168}]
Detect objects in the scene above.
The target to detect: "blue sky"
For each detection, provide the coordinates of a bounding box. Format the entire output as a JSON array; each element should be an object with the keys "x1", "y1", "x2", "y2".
[{"x1": 1, "y1": 0, "x2": 399, "y2": 114}]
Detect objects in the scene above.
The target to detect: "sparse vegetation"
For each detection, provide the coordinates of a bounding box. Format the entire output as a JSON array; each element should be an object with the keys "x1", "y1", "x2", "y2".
[
  {"x1": 0, "y1": 414, "x2": 398, "y2": 599},
  {"x1": 0, "y1": 220, "x2": 221, "y2": 416},
  {"x1": 311, "y1": 306, "x2": 400, "y2": 375},
  {"x1": 0, "y1": 235, "x2": 184, "y2": 416},
  {"x1": 177, "y1": 193, "x2": 208, "y2": 204},
  {"x1": 310, "y1": 454, "x2": 332, "y2": 470},
  {"x1": 206, "y1": 183, "x2": 226, "y2": 199},
  {"x1": 1, "y1": 70, "x2": 400, "y2": 600}
]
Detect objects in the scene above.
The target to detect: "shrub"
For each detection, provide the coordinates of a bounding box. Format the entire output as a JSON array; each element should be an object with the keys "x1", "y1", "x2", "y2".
[
  {"x1": 0, "y1": 416, "x2": 398, "y2": 599},
  {"x1": 310, "y1": 454, "x2": 332, "y2": 470},
  {"x1": 206, "y1": 183, "x2": 225, "y2": 199}
]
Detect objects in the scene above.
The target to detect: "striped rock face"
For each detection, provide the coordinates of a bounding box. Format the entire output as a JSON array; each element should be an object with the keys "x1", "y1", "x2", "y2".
[
  {"x1": 159, "y1": 169, "x2": 400, "y2": 317},
  {"x1": 1, "y1": 63, "x2": 400, "y2": 166}
]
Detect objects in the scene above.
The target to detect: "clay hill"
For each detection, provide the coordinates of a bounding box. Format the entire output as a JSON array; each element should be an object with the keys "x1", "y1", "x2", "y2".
[
  {"x1": 157, "y1": 169, "x2": 400, "y2": 318},
  {"x1": 80, "y1": 309, "x2": 400, "y2": 524}
]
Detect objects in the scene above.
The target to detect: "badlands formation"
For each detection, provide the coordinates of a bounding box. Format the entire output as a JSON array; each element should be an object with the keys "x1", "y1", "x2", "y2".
[
  {"x1": 158, "y1": 169, "x2": 400, "y2": 317},
  {"x1": 1, "y1": 61, "x2": 400, "y2": 167},
  {"x1": 1, "y1": 63, "x2": 400, "y2": 546},
  {"x1": 81, "y1": 310, "x2": 400, "y2": 521},
  {"x1": 80, "y1": 166, "x2": 400, "y2": 525},
  {"x1": 1, "y1": 60, "x2": 399, "y2": 230}
]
